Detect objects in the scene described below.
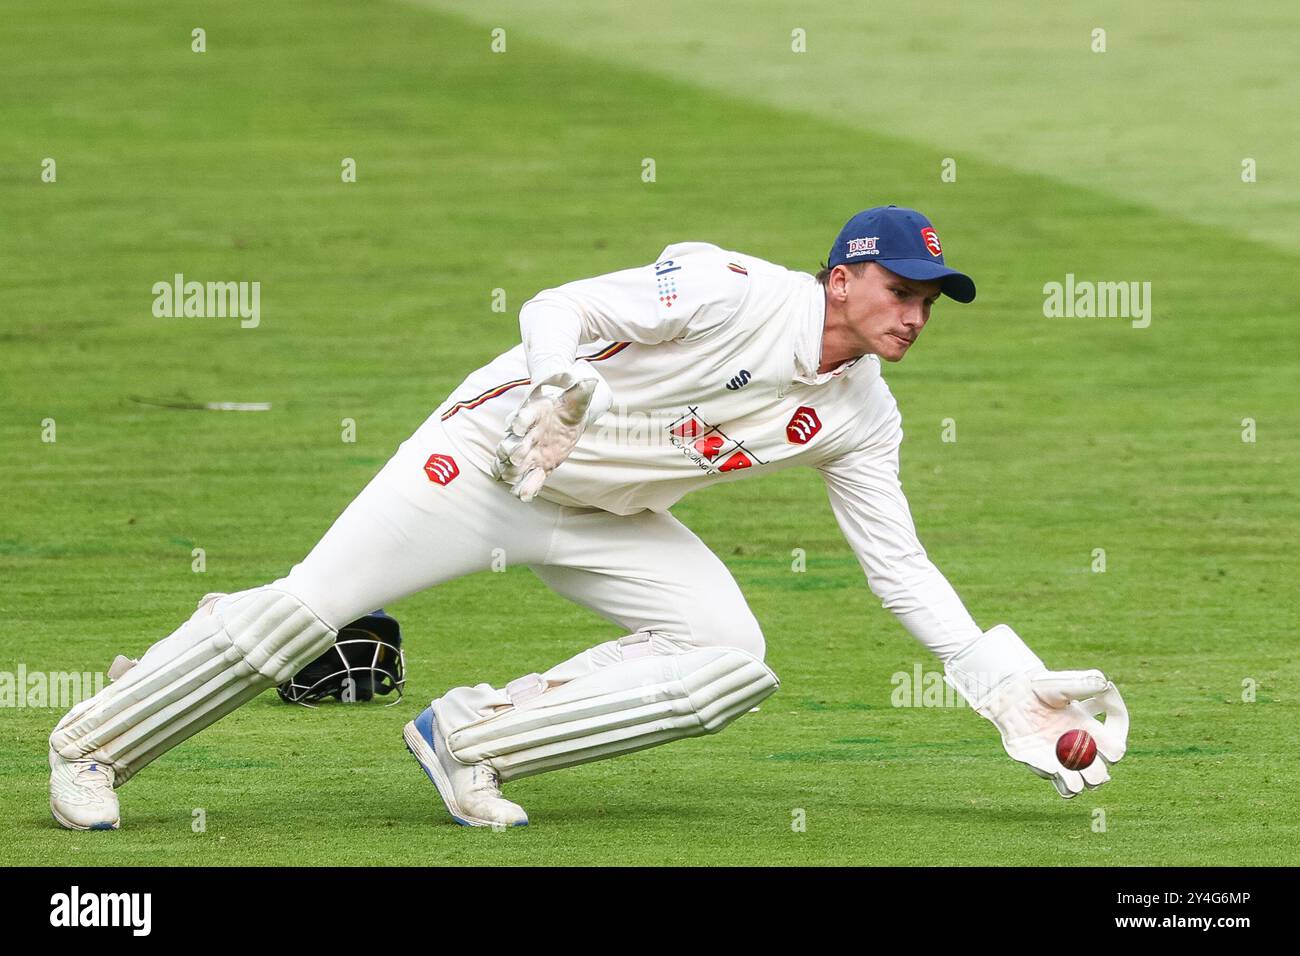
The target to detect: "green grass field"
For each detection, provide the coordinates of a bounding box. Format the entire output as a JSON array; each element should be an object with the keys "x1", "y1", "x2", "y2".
[{"x1": 2, "y1": 1, "x2": 1297, "y2": 865}]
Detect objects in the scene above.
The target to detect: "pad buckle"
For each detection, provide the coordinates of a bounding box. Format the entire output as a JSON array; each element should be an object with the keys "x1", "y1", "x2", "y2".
[
  {"x1": 618, "y1": 631, "x2": 655, "y2": 660},
  {"x1": 505, "y1": 673, "x2": 547, "y2": 706}
]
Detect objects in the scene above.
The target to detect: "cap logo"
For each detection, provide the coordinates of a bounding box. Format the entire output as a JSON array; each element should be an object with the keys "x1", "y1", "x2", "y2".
[
  {"x1": 920, "y1": 227, "x2": 942, "y2": 257},
  {"x1": 845, "y1": 236, "x2": 879, "y2": 257}
]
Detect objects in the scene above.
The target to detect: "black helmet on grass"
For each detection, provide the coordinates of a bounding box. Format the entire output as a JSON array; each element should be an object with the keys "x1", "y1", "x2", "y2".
[{"x1": 277, "y1": 610, "x2": 406, "y2": 706}]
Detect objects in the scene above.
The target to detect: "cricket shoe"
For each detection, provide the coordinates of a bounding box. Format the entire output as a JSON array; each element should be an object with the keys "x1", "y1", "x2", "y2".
[
  {"x1": 49, "y1": 747, "x2": 120, "y2": 831},
  {"x1": 403, "y1": 705, "x2": 528, "y2": 828}
]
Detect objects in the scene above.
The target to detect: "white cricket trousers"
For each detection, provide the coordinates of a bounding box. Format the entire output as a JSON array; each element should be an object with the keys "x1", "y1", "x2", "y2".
[{"x1": 269, "y1": 415, "x2": 766, "y2": 714}]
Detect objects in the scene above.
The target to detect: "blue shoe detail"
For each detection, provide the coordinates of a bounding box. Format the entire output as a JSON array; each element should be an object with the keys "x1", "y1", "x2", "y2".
[
  {"x1": 404, "y1": 705, "x2": 528, "y2": 829},
  {"x1": 405, "y1": 708, "x2": 473, "y2": 827},
  {"x1": 412, "y1": 705, "x2": 436, "y2": 749}
]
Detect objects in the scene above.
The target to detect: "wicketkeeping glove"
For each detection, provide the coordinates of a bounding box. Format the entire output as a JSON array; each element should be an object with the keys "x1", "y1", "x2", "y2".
[
  {"x1": 944, "y1": 625, "x2": 1129, "y2": 798},
  {"x1": 492, "y1": 362, "x2": 610, "y2": 502}
]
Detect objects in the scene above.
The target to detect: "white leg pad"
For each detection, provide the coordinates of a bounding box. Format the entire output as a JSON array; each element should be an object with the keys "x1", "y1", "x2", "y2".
[
  {"x1": 442, "y1": 645, "x2": 779, "y2": 782},
  {"x1": 49, "y1": 588, "x2": 336, "y2": 784}
]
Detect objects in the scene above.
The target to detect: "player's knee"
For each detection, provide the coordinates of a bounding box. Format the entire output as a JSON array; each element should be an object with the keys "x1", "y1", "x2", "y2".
[
  {"x1": 682, "y1": 604, "x2": 766, "y2": 661},
  {"x1": 218, "y1": 587, "x2": 338, "y2": 682},
  {"x1": 266, "y1": 571, "x2": 356, "y2": 633},
  {"x1": 730, "y1": 616, "x2": 766, "y2": 661}
]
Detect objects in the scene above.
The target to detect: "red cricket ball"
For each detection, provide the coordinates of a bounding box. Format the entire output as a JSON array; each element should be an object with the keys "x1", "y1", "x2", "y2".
[{"x1": 1056, "y1": 729, "x2": 1098, "y2": 770}]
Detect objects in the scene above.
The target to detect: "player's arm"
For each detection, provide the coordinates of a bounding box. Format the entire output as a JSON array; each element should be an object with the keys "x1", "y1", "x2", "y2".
[
  {"x1": 817, "y1": 387, "x2": 1129, "y2": 798},
  {"x1": 495, "y1": 244, "x2": 748, "y2": 500}
]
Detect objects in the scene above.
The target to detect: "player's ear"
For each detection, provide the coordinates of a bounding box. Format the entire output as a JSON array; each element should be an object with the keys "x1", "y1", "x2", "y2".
[{"x1": 828, "y1": 264, "x2": 849, "y2": 298}]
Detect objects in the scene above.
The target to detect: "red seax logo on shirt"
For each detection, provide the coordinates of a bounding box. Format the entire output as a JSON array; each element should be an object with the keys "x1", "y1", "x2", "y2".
[
  {"x1": 786, "y1": 407, "x2": 821, "y2": 444},
  {"x1": 921, "y1": 227, "x2": 942, "y2": 257},
  {"x1": 423, "y1": 453, "x2": 459, "y2": 485}
]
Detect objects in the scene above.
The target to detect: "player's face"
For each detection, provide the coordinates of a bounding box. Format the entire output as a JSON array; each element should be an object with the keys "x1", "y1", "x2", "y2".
[{"x1": 842, "y1": 263, "x2": 943, "y2": 362}]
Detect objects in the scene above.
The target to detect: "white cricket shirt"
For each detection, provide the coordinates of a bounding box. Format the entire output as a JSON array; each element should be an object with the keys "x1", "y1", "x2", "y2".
[{"x1": 437, "y1": 242, "x2": 982, "y2": 660}]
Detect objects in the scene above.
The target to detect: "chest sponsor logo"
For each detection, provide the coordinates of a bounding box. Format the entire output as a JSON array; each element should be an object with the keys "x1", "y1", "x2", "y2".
[
  {"x1": 667, "y1": 408, "x2": 767, "y2": 475},
  {"x1": 423, "y1": 453, "x2": 460, "y2": 485},
  {"x1": 785, "y1": 406, "x2": 822, "y2": 444}
]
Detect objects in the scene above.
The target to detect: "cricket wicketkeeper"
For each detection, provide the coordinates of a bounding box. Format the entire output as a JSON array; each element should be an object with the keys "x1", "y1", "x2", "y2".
[{"x1": 49, "y1": 205, "x2": 1129, "y2": 829}]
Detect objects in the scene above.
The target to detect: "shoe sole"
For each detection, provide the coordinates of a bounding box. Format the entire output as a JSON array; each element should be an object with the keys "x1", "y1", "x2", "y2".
[
  {"x1": 403, "y1": 720, "x2": 526, "y2": 829},
  {"x1": 50, "y1": 806, "x2": 119, "y2": 831}
]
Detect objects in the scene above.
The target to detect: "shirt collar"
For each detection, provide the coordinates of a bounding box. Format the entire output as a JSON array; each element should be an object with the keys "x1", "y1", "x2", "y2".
[{"x1": 787, "y1": 279, "x2": 861, "y2": 390}]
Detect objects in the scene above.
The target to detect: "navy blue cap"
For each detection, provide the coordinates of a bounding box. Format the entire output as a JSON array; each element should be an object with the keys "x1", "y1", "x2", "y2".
[{"x1": 827, "y1": 205, "x2": 976, "y2": 303}]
